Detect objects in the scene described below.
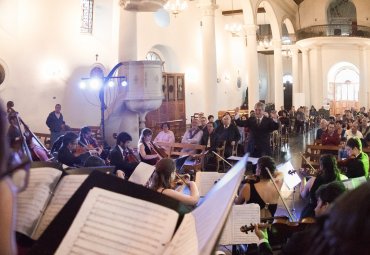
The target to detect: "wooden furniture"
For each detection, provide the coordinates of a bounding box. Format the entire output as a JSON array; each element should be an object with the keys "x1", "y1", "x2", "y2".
[
  {"x1": 155, "y1": 142, "x2": 206, "y2": 173},
  {"x1": 217, "y1": 109, "x2": 249, "y2": 120},
  {"x1": 146, "y1": 73, "x2": 186, "y2": 143},
  {"x1": 34, "y1": 132, "x2": 52, "y2": 149}
]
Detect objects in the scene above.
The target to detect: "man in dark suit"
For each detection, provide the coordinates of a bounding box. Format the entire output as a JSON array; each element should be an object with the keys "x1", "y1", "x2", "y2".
[
  {"x1": 57, "y1": 132, "x2": 91, "y2": 167},
  {"x1": 108, "y1": 132, "x2": 138, "y2": 179},
  {"x1": 235, "y1": 102, "x2": 279, "y2": 157},
  {"x1": 215, "y1": 114, "x2": 241, "y2": 159}
]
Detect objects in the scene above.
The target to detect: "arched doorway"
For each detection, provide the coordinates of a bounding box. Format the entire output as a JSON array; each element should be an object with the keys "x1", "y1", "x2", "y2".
[{"x1": 327, "y1": 62, "x2": 359, "y2": 115}]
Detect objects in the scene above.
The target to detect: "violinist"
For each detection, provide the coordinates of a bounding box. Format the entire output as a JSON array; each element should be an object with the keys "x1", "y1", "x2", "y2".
[
  {"x1": 300, "y1": 154, "x2": 341, "y2": 219},
  {"x1": 339, "y1": 137, "x2": 369, "y2": 178},
  {"x1": 235, "y1": 156, "x2": 284, "y2": 217},
  {"x1": 253, "y1": 181, "x2": 346, "y2": 255},
  {"x1": 78, "y1": 126, "x2": 99, "y2": 149},
  {"x1": 138, "y1": 128, "x2": 160, "y2": 165},
  {"x1": 57, "y1": 132, "x2": 91, "y2": 167},
  {"x1": 108, "y1": 132, "x2": 138, "y2": 179},
  {"x1": 148, "y1": 158, "x2": 199, "y2": 206}
]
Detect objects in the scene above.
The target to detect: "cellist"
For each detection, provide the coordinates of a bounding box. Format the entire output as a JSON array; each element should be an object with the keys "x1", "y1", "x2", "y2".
[{"x1": 138, "y1": 128, "x2": 160, "y2": 165}]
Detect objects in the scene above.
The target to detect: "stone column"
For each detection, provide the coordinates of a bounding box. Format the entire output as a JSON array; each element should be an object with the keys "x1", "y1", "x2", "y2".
[
  {"x1": 301, "y1": 48, "x2": 310, "y2": 107},
  {"x1": 359, "y1": 46, "x2": 369, "y2": 109},
  {"x1": 245, "y1": 24, "x2": 260, "y2": 109},
  {"x1": 273, "y1": 39, "x2": 284, "y2": 110},
  {"x1": 198, "y1": 0, "x2": 218, "y2": 116},
  {"x1": 312, "y1": 46, "x2": 323, "y2": 108},
  {"x1": 291, "y1": 47, "x2": 300, "y2": 104}
]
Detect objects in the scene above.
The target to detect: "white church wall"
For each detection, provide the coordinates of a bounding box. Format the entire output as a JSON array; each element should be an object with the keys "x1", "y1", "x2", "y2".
[{"x1": 0, "y1": 0, "x2": 118, "y2": 133}]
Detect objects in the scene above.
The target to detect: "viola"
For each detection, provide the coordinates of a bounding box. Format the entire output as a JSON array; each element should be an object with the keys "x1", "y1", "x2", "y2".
[
  {"x1": 171, "y1": 173, "x2": 191, "y2": 188},
  {"x1": 288, "y1": 168, "x2": 319, "y2": 177}
]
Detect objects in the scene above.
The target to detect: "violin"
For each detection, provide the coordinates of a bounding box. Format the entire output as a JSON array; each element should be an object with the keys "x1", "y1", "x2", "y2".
[
  {"x1": 288, "y1": 168, "x2": 319, "y2": 177},
  {"x1": 240, "y1": 216, "x2": 315, "y2": 245},
  {"x1": 172, "y1": 173, "x2": 191, "y2": 188}
]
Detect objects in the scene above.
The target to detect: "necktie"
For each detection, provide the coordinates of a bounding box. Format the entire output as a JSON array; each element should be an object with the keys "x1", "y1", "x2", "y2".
[{"x1": 257, "y1": 118, "x2": 261, "y2": 126}]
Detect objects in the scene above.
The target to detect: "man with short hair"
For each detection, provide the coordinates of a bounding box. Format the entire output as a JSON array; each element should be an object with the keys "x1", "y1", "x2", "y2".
[
  {"x1": 344, "y1": 121, "x2": 363, "y2": 140},
  {"x1": 215, "y1": 114, "x2": 241, "y2": 159},
  {"x1": 235, "y1": 102, "x2": 279, "y2": 157},
  {"x1": 316, "y1": 119, "x2": 328, "y2": 140},
  {"x1": 57, "y1": 132, "x2": 90, "y2": 167},
  {"x1": 321, "y1": 121, "x2": 340, "y2": 146},
  {"x1": 46, "y1": 104, "x2": 66, "y2": 147}
]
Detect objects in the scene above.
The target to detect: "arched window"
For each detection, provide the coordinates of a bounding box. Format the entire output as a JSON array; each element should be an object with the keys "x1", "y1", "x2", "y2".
[
  {"x1": 145, "y1": 51, "x2": 162, "y2": 61},
  {"x1": 327, "y1": 0, "x2": 357, "y2": 26},
  {"x1": 81, "y1": 0, "x2": 94, "y2": 34}
]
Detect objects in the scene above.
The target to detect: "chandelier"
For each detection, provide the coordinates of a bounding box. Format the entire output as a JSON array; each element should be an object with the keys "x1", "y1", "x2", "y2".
[
  {"x1": 224, "y1": 0, "x2": 243, "y2": 36},
  {"x1": 164, "y1": 0, "x2": 188, "y2": 17}
]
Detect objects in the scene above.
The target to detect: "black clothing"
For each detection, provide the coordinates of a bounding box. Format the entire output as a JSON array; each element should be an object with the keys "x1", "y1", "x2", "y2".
[
  {"x1": 215, "y1": 124, "x2": 241, "y2": 158},
  {"x1": 316, "y1": 128, "x2": 326, "y2": 140},
  {"x1": 57, "y1": 146, "x2": 89, "y2": 167},
  {"x1": 343, "y1": 152, "x2": 369, "y2": 178},
  {"x1": 108, "y1": 145, "x2": 138, "y2": 178},
  {"x1": 200, "y1": 130, "x2": 220, "y2": 171},
  {"x1": 46, "y1": 111, "x2": 64, "y2": 132},
  {"x1": 139, "y1": 142, "x2": 158, "y2": 165},
  {"x1": 249, "y1": 182, "x2": 277, "y2": 216},
  {"x1": 235, "y1": 116, "x2": 279, "y2": 157}
]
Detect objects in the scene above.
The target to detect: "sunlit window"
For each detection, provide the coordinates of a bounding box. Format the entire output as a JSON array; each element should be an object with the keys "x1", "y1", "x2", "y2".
[{"x1": 81, "y1": 0, "x2": 94, "y2": 34}]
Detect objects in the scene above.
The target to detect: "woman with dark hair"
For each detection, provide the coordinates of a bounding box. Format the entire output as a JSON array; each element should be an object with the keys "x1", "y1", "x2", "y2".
[
  {"x1": 300, "y1": 154, "x2": 341, "y2": 219},
  {"x1": 149, "y1": 158, "x2": 199, "y2": 206},
  {"x1": 235, "y1": 156, "x2": 284, "y2": 217},
  {"x1": 138, "y1": 128, "x2": 160, "y2": 165},
  {"x1": 109, "y1": 132, "x2": 138, "y2": 179}
]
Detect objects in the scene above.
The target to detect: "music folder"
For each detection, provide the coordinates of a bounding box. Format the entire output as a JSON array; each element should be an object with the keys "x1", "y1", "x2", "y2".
[
  {"x1": 29, "y1": 155, "x2": 248, "y2": 255},
  {"x1": 277, "y1": 161, "x2": 301, "y2": 190}
]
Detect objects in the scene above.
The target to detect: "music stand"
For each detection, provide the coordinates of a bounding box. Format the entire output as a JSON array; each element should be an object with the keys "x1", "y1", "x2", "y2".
[{"x1": 277, "y1": 161, "x2": 301, "y2": 212}]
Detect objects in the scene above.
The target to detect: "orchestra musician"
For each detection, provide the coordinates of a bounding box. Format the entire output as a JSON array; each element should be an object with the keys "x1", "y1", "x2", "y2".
[
  {"x1": 339, "y1": 137, "x2": 369, "y2": 178},
  {"x1": 108, "y1": 132, "x2": 138, "y2": 179},
  {"x1": 138, "y1": 128, "x2": 160, "y2": 165},
  {"x1": 299, "y1": 154, "x2": 342, "y2": 219},
  {"x1": 148, "y1": 158, "x2": 199, "y2": 206},
  {"x1": 78, "y1": 126, "x2": 99, "y2": 149},
  {"x1": 235, "y1": 156, "x2": 284, "y2": 217},
  {"x1": 254, "y1": 181, "x2": 347, "y2": 255},
  {"x1": 57, "y1": 132, "x2": 91, "y2": 167}
]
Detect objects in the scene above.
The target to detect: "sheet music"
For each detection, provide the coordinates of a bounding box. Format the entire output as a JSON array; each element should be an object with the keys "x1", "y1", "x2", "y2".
[
  {"x1": 32, "y1": 175, "x2": 88, "y2": 239},
  {"x1": 128, "y1": 162, "x2": 155, "y2": 186},
  {"x1": 342, "y1": 176, "x2": 367, "y2": 190},
  {"x1": 55, "y1": 188, "x2": 179, "y2": 255},
  {"x1": 163, "y1": 213, "x2": 198, "y2": 255},
  {"x1": 191, "y1": 156, "x2": 247, "y2": 255},
  {"x1": 15, "y1": 167, "x2": 62, "y2": 237},
  {"x1": 219, "y1": 204, "x2": 260, "y2": 245},
  {"x1": 195, "y1": 172, "x2": 225, "y2": 197},
  {"x1": 277, "y1": 161, "x2": 301, "y2": 190}
]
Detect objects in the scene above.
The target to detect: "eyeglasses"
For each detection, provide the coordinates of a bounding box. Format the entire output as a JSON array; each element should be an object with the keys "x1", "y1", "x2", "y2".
[{"x1": 0, "y1": 153, "x2": 31, "y2": 193}]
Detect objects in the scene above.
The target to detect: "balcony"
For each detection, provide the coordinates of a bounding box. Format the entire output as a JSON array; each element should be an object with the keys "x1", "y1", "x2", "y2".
[{"x1": 296, "y1": 24, "x2": 370, "y2": 41}]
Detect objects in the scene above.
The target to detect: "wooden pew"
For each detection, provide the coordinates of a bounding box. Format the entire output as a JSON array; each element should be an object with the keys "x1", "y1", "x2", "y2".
[{"x1": 155, "y1": 142, "x2": 206, "y2": 173}]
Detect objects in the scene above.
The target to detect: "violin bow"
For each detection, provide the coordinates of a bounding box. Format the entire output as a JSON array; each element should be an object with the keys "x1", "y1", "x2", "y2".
[
  {"x1": 299, "y1": 152, "x2": 317, "y2": 172},
  {"x1": 265, "y1": 167, "x2": 296, "y2": 222},
  {"x1": 212, "y1": 151, "x2": 233, "y2": 167}
]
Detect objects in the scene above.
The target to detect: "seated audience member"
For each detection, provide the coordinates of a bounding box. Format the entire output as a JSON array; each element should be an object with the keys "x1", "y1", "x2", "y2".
[
  {"x1": 316, "y1": 119, "x2": 328, "y2": 140},
  {"x1": 153, "y1": 122, "x2": 175, "y2": 151},
  {"x1": 254, "y1": 181, "x2": 346, "y2": 255},
  {"x1": 109, "y1": 132, "x2": 138, "y2": 179},
  {"x1": 138, "y1": 128, "x2": 160, "y2": 165},
  {"x1": 339, "y1": 137, "x2": 369, "y2": 178},
  {"x1": 208, "y1": 115, "x2": 216, "y2": 127},
  {"x1": 279, "y1": 111, "x2": 290, "y2": 135},
  {"x1": 235, "y1": 156, "x2": 284, "y2": 217},
  {"x1": 83, "y1": 155, "x2": 106, "y2": 167},
  {"x1": 201, "y1": 122, "x2": 220, "y2": 171},
  {"x1": 321, "y1": 121, "x2": 340, "y2": 146},
  {"x1": 57, "y1": 132, "x2": 91, "y2": 167},
  {"x1": 335, "y1": 120, "x2": 346, "y2": 139},
  {"x1": 181, "y1": 118, "x2": 203, "y2": 153},
  {"x1": 337, "y1": 137, "x2": 349, "y2": 160},
  {"x1": 216, "y1": 114, "x2": 241, "y2": 159},
  {"x1": 148, "y1": 158, "x2": 199, "y2": 206},
  {"x1": 300, "y1": 154, "x2": 341, "y2": 219},
  {"x1": 345, "y1": 121, "x2": 363, "y2": 140},
  {"x1": 199, "y1": 116, "x2": 208, "y2": 132}
]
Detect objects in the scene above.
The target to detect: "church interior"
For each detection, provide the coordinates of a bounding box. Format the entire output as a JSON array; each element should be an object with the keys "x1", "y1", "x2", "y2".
[{"x1": 1, "y1": 0, "x2": 370, "y2": 254}]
